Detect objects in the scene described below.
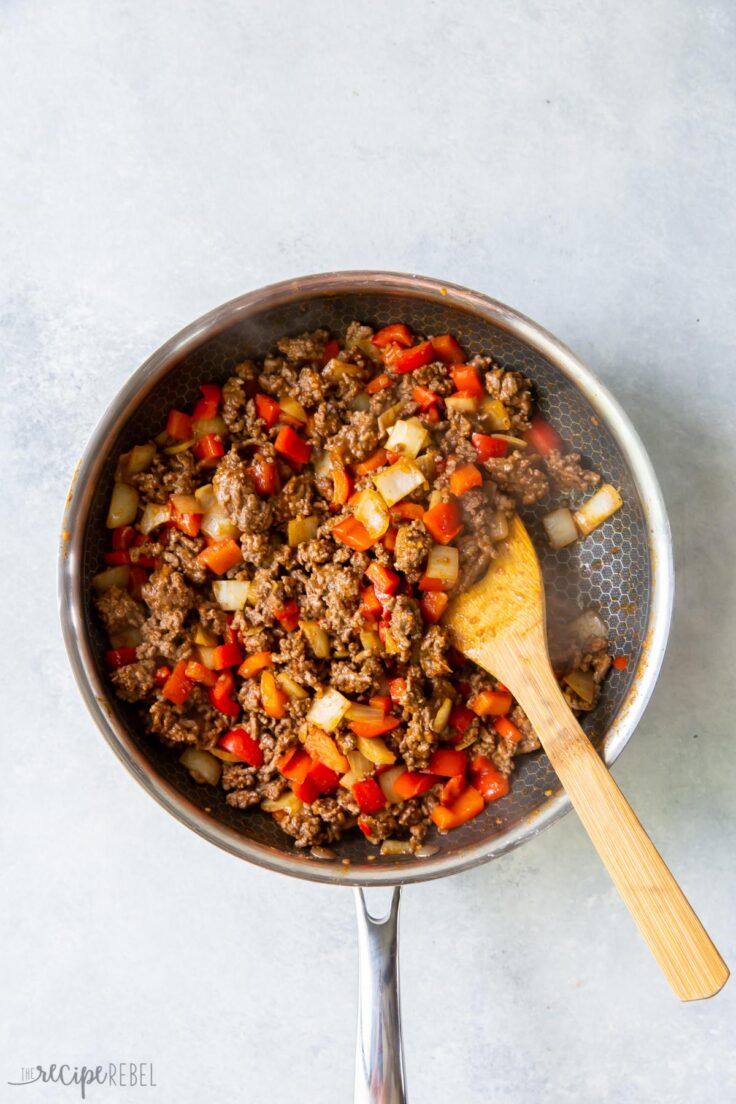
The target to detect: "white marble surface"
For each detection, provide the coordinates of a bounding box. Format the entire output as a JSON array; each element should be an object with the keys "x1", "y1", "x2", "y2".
[{"x1": 2, "y1": 2, "x2": 735, "y2": 1101}]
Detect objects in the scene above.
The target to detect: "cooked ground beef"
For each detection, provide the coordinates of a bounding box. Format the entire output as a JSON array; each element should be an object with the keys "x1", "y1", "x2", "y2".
[{"x1": 95, "y1": 320, "x2": 616, "y2": 853}]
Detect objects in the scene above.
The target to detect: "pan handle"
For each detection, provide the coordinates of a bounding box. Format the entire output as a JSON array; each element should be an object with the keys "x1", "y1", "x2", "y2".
[{"x1": 353, "y1": 886, "x2": 407, "y2": 1103}]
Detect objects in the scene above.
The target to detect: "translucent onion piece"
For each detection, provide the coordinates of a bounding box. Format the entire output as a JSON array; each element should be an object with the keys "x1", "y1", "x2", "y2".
[
  {"x1": 384, "y1": 417, "x2": 430, "y2": 459},
  {"x1": 279, "y1": 396, "x2": 308, "y2": 424},
  {"x1": 121, "y1": 442, "x2": 156, "y2": 477},
  {"x1": 352, "y1": 488, "x2": 390, "y2": 539},
  {"x1": 170, "y1": 493, "x2": 202, "y2": 515},
  {"x1": 201, "y1": 504, "x2": 239, "y2": 541},
  {"x1": 359, "y1": 629, "x2": 382, "y2": 653},
  {"x1": 563, "y1": 669, "x2": 596, "y2": 704},
  {"x1": 288, "y1": 515, "x2": 319, "y2": 546},
  {"x1": 194, "y1": 483, "x2": 216, "y2": 511},
  {"x1": 373, "y1": 457, "x2": 427, "y2": 507},
  {"x1": 109, "y1": 627, "x2": 143, "y2": 648},
  {"x1": 378, "y1": 765, "x2": 407, "y2": 806},
  {"x1": 106, "y1": 482, "x2": 139, "y2": 528},
  {"x1": 196, "y1": 645, "x2": 218, "y2": 670},
  {"x1": 480, "y1": 397, "x2": 511, "y2": 431},
  {"x1": 140, "y1": 500, "x2": 172, "y2": 535},
  {"x1": 542, "y1": 507, "x2": 578, "y2": 549},
  {"x1": 349, "y1": 391, "x2": 371, "y2": 412},
  {"x1": 445, "y1": 394, "x2": 479, "y2": 414},
  {"x1": 299, "y1": 620, "x2": 331, "y2": 659},
  {"x1": 212, "y1": 579, "x2": 251, "y2": 610},
  {"x1": 380, "y1": 838, "x2": 414, "y2": 856},
  {"x1": 346, "y1": 702, "x2": 386, "y2": 724},
  {"x1": 355, "y1": 734, "x2": 396, "y2": 766},
  {"x1": 192, "y1": 414, "x2": 228, "y2": 439},
  {"x1": 92, "y1": 564, "x2": 130, "y2": 591},
  {"x1": 424, "y1": 545, "x2": 459, "y2": 589},
  {"x1": 568, "y1": 608, "x2": 607, "y2": 648},
  {"x1": 574, "y1": 484, "x2": 623, "y2": 537},
  {"x1": 491, "y1": 433, "x2": 527, "y2": 448},
  {"x1": 324, "y1": 357, "x2": 363, "y2": 381},
  {"x1": 431, "y1": 697, "x2": 453, "y2": 734},
  {"x1": 262, "y1": 791, "x2": 304, "y2": 815},
  {"x1": 306, "y1": 687, "x2": 351, "y2": 731},
  {"x1": 414, "y1": 451, "x2": 437, "y2": 483},
  {"x1": 277, "y1": 672, "x2": 310, "y2": 701},
  {"x1": 312, "y1": 449, "x2": 333, "y2": 480},
  {"x1": 377, "y1": 401, "x2": 404, "y2": 435},
  {"x1": 488, "y1": 510, "x2": 510, "y2": 542},
  {"x1": 193, "y1": 624, "x2": 218, "y2": 646},
  {"x1": 164, "y1": 438, "x2": 196, "y2": 455},
  {"x1": 180, "y1": 747, "x2": 222, "y2": 786},
  {"x1": 339, "y1": 748, "x2": 374, "y2": 789}
]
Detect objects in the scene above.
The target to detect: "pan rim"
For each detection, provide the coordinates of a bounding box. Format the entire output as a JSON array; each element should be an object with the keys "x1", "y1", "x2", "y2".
[{"x1": 58, "y1": 270, "x2": 674, "y2": 887}]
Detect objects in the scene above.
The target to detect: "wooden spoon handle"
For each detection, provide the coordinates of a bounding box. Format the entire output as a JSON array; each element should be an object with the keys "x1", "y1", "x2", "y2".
[{"x1": 523, "y1": 675, "x2": 729, "y2": 1001}]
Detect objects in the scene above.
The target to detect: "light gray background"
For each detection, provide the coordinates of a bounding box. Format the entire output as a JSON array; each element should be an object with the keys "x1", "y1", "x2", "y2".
[{"x1": 2, "y1": 2, "x2": 734, "y2": 1102}]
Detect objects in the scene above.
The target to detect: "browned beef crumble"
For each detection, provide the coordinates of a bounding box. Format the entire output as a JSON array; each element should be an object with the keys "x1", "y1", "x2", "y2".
[{"x1": 94, "y1": 321, "x2": 616, "y2": 852}]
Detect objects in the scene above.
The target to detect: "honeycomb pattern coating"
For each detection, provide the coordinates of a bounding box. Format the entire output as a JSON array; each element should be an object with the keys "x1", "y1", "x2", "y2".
[{"x1": 83, "y1": 291, "x2": 649, "y2": 866}]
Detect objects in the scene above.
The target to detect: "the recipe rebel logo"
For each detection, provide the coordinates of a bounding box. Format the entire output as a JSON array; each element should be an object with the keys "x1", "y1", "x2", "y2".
[{"x1": 7, "y1": 1062, "x2": 157, "y2": 1098}]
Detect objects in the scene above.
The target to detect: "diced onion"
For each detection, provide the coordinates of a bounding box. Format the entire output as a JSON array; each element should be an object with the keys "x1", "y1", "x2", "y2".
[
  {"x1": 480, "y1": 397, "x2": 511, "y2": 431},
  {"x1": 568, "y1": 609, "x2": 607, "y2": 648},
  {"x1": 279, "y1": 396, "x2": 308, "y2": 425},
  {"x1": 382, "y1": 627, "x2": 399, "y2": 655},
  {"x1": 488, "y1": 510, "x2": 509, "y2": 541},
  {"x1": 277, "y1": 672, "x2": 310, "y2": 701},
  {"x1": 109, "y1": 627, "x2": 143, "y2": 648},
  {"x1": 385, "y1": 417, "x2": 430, "y2": 459},
  {"x1": 312, "y1": 449, "x2": 333, "y2": 480},
  {"x1": 92, "y1": 564, "x2": 130, "y2": 591},
  {"x1": 574, "y1": 484, "x2": 624, "y2": 537},
  {"x1": 424, "y1": 545, "x2": 459, "y2": 589},
  {"x1": 543, "y1": 507, "x2": 578, "y2": 549},
  {"x1": 106, "y1": 482, "x2": 139, "y2": 528},
  {"x1": 120, "y1": 442, "x2": 156, "y2": 478},
  {"x1": 491, "y1": 433, "x2": 527, "y2": 448},
  {"x1": 192, "y1": 414, "x2": 228, "y2": 439},
  {"x1": 378, "y1": 765, "x2": 408, "y2": 806},
  {"x1": 373, "y1": 457, "x2": 427, "y2": 507},
  {"x1": 563, "y1": 669, "x2": 596, "y2": 704},
  {"x1": 356, "y1": 734, "x2": 396, "y2": 766},
  {"x1": 324, "y1": 357, "x2": 363, "y2": 381},
  {"x1": 339, "y1": 748, "x2": 374, "y2": 790},
  {"x1": 356, "y1": 337, "x2": 384, "y2": 364},
  {"x1": 194, "y1": 483, "x2": 216, "y2": 511},
  {"x1": 288, "y1": 515, "x2": 319, "y2": 546},
  {"x1": 201, "y1": 504, "x2": 239, "y2": 541},
  {"x1": 193, "y1": 625, "x2": 218, "y2": 646},
  {"x1": 212, "y1": 580, "x2": 251, "y2": 610},
  {"x1": 262, "y1": 791, "x2": 304, "y2": 815},
  {"x1": 179, "y1": 748, "x2": 222, "y2": 786},
  {"x1": 346, "y1": 702, "x2": 386, "y2": 724},
  {"x1": 299, "y1": 620, "x2": 331, "y2": 659},
  {"x1": 140, "y1": 500, "x2": 172, "y2": 535},
  {"x1": 380, "y1": 839, "x2": 414, "y2": 856},
  {"x1": 306, "y1": 687, "x2": 351, "y2": 731},
  {"x1": 352, "y1": 488, "x2": 390, "y2": 539},
  {"x1": 414, "y1": 451, "x2": 437, "y2": 483},
  {"x1": 377, "y1": 401, "x2": 404, "y2": 435},
  {"x1": 171, "y1": 493, "x2": 202, "y2": 515},
  {"x1": 359, "y1": 629, "x2": 382, "y2": 653},
  {"x1": 196, "y1": 645, "x2": 218, "y2": 670},
  {"x1": 164, "y1": 438, "x2": 196, "y2": 455},
  {"x1": 349, "y1": 392, "x2": 371, "y2": 412},
  {"x1": 445, "y1": 394, "x2": 479, "y2": 414},
  {"x1": 431, "y1": 697, "x2": 453, "y2": 734}
]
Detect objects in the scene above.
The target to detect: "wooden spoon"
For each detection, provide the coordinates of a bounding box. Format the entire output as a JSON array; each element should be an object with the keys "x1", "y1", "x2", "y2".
[{"x1": 444, "y1": 514, "x2": 728, "y2": 1001}]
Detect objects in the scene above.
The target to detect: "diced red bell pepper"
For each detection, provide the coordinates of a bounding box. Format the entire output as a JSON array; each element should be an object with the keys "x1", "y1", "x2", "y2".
[
  {"x1": 365, "y1": 562, "x2": 400, "y2": 601},
  {"x1": 153, "y1": 665, "x2": 171, "y2": 689},
  {"x1": 105, "y1": 646, "x2": 138, "y2": 670},
  {"x1": 331, "y1": 465, "x2": 354, "y2": 507},
  {"x1": 112, "y1": 525, "x2": 136, "y2": 551},
  {"x1": 166, "y1": 409, "x2": 193, "y2": 440},
  {"x1": 430, "y1": 334, "x2": 465, "y2": 364},
  {"x1": 357, "y1": 816, "x2": 374, "y2": 838},
  {"x1": 418, "y1": 573, "x2": 449, "y2": 592},
  {"x1": 366, "y1": 373, "x2": 393, "y2": 394},
  {"x1": 372, "y1": 323, "x2": 414, "y2": 349},
  {"x1": 294, "y1": 761, "x2": 340, "y2": 804},
  {"x1": 450, "y1": 364, "x2": 483, "y2": 398},
  {"x1": 352, "y1": 776, "x2": 387, "y2": 814},
  {"x1": 423, "y1": 500, "x2": 463, "y2": 544},
  {"x1": 273, "y1": 600, "x2": 300, "y2": 632},
  {"x1": 321, "y1": 339, "x2": 340, "y2": 365},
  {"x1": 211, "y1": 642, "x2": 244, "y2": 670},
  {"x1": 261, "y1": 669, "x2": 288, "y2": 718},
  {"x1": 523, "y1": 415, "x2": 564, "y2": 456},
  {"x1": 218, "y1": 727, "x2": 263, "y2": 768},
  {"x1": 441, "y1": 775, "x2": 468, "y2": 806},
  {"x1": 389, "y1": 502, "x2": 425, "y2": 520},
  {"x1": 470, "y1": 756, "x2": 510, "y2": 803},
  {"x1": 197, "y1": 538, "x2": 243, "y2": 575},
  {"x1": 104, "y1": 550, "x2": 132, "y2": 566},
  {"x1": 360, "y1": 585, "x2": 384, "y2": 620},
  {"x1": 428, "y1": 747, "x2": 468, "y2": 777},
  {"x1": 388, "y1": 677, "x2": 407, "y2": 705},
  {"x1": 349, "y1": 716, "x2": 401, "y2": 739},
  {"x1": 277, "y1": 747, "x2": 312, "y2": 783},
  {"x1": 275, "y1": 425, "x2": 312, "y2": 468},
  {"x1": 612, "y1": 655, "x2": 629, "y2": 670},
  {"x1": 419, "y1": 591, "x2": 448, "y2": 624},
  {"x1": 332, "y1": 515, "x2": 376, "y2": 552},
  {"x1": 255, "y1": 392, "x2": 281, "y2": 428},
  {"x1": 472, "y1": 432, "x2": 508, "y2": 461},
  {"x1": 382, "y1": 525, "x2": 398, "y2": 552},
  {"x1": 237, "y1": 651, "x2": 273, "y2": 678},
  {"x1": 388, "y1": 340, "x2": 435, "y2": 375},
  {"x1": 469, "y1": 689, "x2": 513, "y2": 717},
  {"x1": 128, "y1": 565, "x2": 149, "y2": 601},
  {"x1": 431, "y1": 785, "x2": 485, "y2": 831},
  {"x1": 169, "y1": 498, "x2": 203, "y2": 538},
  {"x1": 192, "y1": 383, "x2": 222, "y2": 421},
  {"x1": 162, "y1": 659, "x2": 195, "y2": 705},
  {"x1": 449, "y1": 704, "x2": 475, "y2": 737},
  {"x1": 412, "y1": 385, "x2": 440, "y2": 409},
  {"x1": 424, "y1": 405, "x2": 440, "y2": 424},
  {"x1": 209, "y1": 671, "x2": 240, "y2": 718},
  {"x1": 184, "y1": 660, "x2": 217, "y2": 687},
  {"x1": 449, "y1": 463, "x2": 483, "y2": 496},
  {"x1": 354, "y1": 447, "x2": 388, "y2": 476},
  {"x1": 493, "y1": 716, "x2": 524, "y2": 743},
  {"x1": 250, "y1": 456, "x2": 280, "y2": 495},
  {"x1": 393, "y1": 771, "x2": 440, "y2": 800},
  {"x1": 369, "y1": 695, "x2": 392, "y2": 715},
  {"x1": 194, "y1": 433, "x2": 225, "y2": 463}
]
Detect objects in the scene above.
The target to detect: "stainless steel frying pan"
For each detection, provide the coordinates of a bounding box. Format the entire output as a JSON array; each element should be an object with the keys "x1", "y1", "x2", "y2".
[{"x1": 58, "y1": 272, "x2": 673, "y2": 1102}]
